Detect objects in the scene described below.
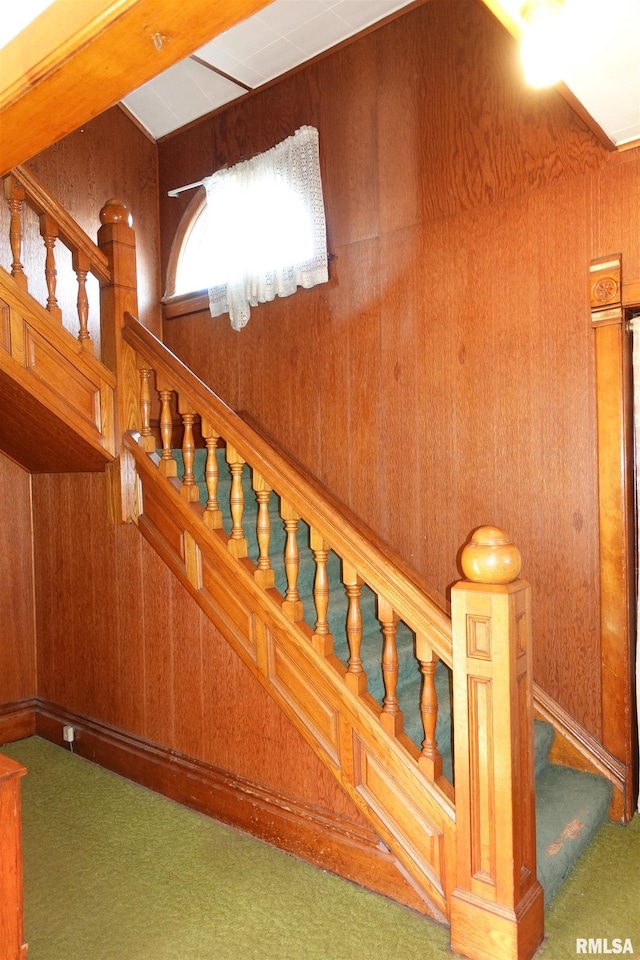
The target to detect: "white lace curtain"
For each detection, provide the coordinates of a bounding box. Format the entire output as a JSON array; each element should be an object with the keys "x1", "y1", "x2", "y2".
[{"x1": 203, "y1": 125, "x2": 328, "y2": 331}]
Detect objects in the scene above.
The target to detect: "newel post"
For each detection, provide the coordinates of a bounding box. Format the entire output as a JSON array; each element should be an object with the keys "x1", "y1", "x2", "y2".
[
  {"x1": 98, "y1": 200, "x2": 141, "y2": 524},
  {"x1": 449, "y1": 527, "x2": 544, "y2": 960}
]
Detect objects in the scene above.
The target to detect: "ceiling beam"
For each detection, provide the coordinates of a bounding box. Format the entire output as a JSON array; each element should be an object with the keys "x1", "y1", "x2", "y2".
[{"x1": 0, "y1": 0, "x2": 274, "y2": 174}]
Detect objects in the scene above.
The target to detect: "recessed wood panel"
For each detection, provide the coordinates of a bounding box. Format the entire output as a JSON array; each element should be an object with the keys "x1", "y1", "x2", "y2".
[
  {"x1": 0, "y1": 453, "x2": 36, "y2": 704},
  {"x1": 352, "y1": 731, "x2": 447, "y2": 909},
  {"x1": 266, "y1": 626, "x2": 341, "y2": 765},
  {"x1": 24, "y1": 325, "x2": 102, "y2": 431}
]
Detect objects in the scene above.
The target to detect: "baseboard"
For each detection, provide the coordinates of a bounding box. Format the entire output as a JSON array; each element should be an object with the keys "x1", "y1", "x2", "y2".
[
  {"x1": 34, "y1": 699, "x2": 444, "y2": 920},
  {"x1": 0, "y1": 698, "x2": 37, "y2": 744},
  {"x1": 533, "y1": 684, "x2": 629, "y2": 822}
]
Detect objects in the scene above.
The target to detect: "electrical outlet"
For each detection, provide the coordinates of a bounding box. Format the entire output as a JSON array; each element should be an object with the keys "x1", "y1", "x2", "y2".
[{"x1": 62, "y1": 724, "x2": 75, "y2": 743}]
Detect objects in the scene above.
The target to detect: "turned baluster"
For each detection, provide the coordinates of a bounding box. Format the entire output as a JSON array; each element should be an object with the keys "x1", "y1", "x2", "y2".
[
  {"x1": 200, "y1": 417, "x2": 223, "y2": 529},
  {"x1": 4, "y1": 175, "x2": 27, "y2": 289},
  {"x1": 378, "y1": 596, "x2": 403, "y2": 736},
  {"x1": 343, "y1": 562, "x2": 367, "y2": 694},
  {"x1": 310, "y1": 527, "x2": 334, "y2": 656},
  {"x1": 416, "y1": 640, "x2": 442, "y2": 781},
  {"x1": 157, "y1": 383, "x2": 177, "y2": 477},
  {"x1": 281, "y1": 499, "x2": 304, "y2": 621},
  {"x1": 72, "y1": 248, "x2": 93, "y2": 352},
  {"x1": 179, "y1": 401, "x2": 200, "y2": 502},
  {"x1": 137, "y1": 364, "x2": 156, "y2": 452},
  {"x1": 39, "y1": 213, "x2": 62, "y2": 321},
  {"x1": 226, "y1": 445, "x2": 248, "y2": 558},
  {"x1": 252, "y1": 471, "x2": 275, "y2": 589}
]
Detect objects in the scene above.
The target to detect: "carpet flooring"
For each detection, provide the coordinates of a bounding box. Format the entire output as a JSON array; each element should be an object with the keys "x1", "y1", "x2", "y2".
[{"x1": 2, "y1": 737, "x2": 639, "y2": 960}]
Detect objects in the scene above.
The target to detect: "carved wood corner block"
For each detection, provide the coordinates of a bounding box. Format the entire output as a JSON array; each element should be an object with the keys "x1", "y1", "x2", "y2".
[{"x1": 590, "y1": 255, "x2": 622, "y2": 325}]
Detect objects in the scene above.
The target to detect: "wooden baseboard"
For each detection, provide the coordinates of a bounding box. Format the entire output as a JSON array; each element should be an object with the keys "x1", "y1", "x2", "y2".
[
  {"x1": 533, "y1": 684, "x2": 629, "y2": 822},
  {"x1": 34, "y1": 699, "x2": 443, "y2": 919},
  {"x1": 0, "y1": 698, "x2": 37, "y2": 744}
]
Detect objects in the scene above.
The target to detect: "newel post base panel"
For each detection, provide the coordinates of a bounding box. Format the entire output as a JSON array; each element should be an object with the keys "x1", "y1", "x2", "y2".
[
  {"x1": 98, "y1": 199, "x2": 141, "y2": 524},
  {"x1": 0, "y1": 753, "x2": 28, "y2": 959},
  {"x1": 449, "y1": 527, "x2": 544, "y2": 960}
]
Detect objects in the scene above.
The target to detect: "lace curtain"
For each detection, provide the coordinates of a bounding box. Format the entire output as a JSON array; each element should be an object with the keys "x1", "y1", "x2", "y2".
[{"x1": 203, "y1": 126, "x2": 328, "y2": 331}]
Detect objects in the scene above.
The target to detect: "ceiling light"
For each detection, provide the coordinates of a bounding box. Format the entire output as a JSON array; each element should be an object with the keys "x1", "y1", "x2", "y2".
[{"x1": 520, "y1": 0, "x2": 567, "y2": 88}]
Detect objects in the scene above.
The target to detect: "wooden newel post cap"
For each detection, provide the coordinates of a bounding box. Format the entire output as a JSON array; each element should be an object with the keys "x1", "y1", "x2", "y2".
[
  {"x1": 100, "y1": 199, "x2": 133, "y2": 227},
  {"x1": 460, "y1": 525, "x2": 521, "y2": 584}
]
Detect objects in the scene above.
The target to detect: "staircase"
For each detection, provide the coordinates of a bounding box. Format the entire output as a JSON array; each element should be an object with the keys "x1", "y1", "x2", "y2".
[
  {"x1": 169, "y1": 443, "x2": 613, "y2": 909},
  {"x1": 0, "y1": 166, "x2": 617, "y2": 960}
]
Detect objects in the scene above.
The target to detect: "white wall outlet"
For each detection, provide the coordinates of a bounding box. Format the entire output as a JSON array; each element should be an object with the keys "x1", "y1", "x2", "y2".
[{"x1": 62, "y1": 724, "x2": 75, "y2": 743}]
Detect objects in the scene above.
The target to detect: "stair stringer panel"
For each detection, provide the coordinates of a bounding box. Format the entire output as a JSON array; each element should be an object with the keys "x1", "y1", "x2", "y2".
[
  {"x1": 127, "y1": 434, "x2": 457, "y2": 923},
  {"x1": 0, "y1": 267, "x2": 116, "y2": 470}
]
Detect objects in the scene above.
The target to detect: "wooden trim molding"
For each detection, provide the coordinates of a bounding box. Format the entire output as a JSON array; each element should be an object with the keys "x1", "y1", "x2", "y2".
[
  {"x1": 533, "y1": 684, "x2": 627, "y2": 822},
  {"x1": 0, "y1": 699, "x2": 37, "y2": 745},
  {"x1": 33, "y1": 700, "x2": 441, "y2": 918},
  {"x1": 590, "y1": 254, "x2": 638, "y2": 822}
]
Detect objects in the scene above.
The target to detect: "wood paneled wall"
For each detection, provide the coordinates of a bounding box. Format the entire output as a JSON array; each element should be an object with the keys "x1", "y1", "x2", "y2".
[
  {"x1": 157, "y1": 0, "x2": 640, "y2": 743},
  {"x1": 32, "y1": 471, "x2": 368, "y2": 825},
  {"x1": 0, "y1": 452, "x2": 36, "y2": 703}
]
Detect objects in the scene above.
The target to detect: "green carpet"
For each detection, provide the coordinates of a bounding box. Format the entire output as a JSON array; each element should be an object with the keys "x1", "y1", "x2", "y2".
[{"x1": 2, "y1": 737, "x2": 639, "y2": 960}]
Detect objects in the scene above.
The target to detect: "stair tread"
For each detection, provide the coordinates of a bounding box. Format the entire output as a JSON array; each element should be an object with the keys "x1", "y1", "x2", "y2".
[{"x1": 535, "y1": 762, "x2": 612, "y2": 905}]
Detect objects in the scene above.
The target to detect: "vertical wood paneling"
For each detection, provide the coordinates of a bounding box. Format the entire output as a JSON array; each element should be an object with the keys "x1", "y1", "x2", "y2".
[
  {"x1": 30, "y1": 471, "x2": 369, "y2": 825},
  {"x1": 0, "y1": 452, "x2": 36, "y2": 704},
  {"x1": 157, "y1": 0, "x2": 636, "y2": 741}
]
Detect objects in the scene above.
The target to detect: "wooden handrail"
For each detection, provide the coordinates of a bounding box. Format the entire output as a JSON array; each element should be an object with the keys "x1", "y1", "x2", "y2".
[
  {"x1": 121, "y1": 314, "x2": 453, "y2": 666},
  {"x1": 9, "y1": 165, "x2": 110, "y2": 283}
]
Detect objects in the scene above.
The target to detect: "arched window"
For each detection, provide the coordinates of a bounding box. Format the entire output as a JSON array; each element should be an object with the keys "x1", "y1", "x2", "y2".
[{"x1": 164, "y1": 126, "x2": 328, "y2": 330}]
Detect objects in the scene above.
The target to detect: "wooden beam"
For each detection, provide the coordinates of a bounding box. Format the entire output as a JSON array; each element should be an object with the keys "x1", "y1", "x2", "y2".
[{"x1": 0, "y1": 0, "x2": 274, "y2": 174}]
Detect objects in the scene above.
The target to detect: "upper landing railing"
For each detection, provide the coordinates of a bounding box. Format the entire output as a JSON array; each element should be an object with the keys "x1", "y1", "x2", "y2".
[{"x1": 3, "y1": 165, "x2": 110, "y2": 353}]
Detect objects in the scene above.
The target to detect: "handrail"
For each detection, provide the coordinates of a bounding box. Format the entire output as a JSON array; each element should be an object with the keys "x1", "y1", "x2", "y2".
[
  {"x1": 122, "y1": 313, "x2": 454, "y2": 667},
  {"x1": 9, "y1": 164, "x2": 110, "y2": 282}
]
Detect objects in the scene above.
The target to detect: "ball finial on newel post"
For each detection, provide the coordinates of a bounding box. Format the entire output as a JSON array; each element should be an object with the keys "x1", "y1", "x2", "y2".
[
  {"x1": 99, "y1": 199, "x2": 133, "y2": 227},
  {"x1": 460, "y1": 525, "x2": 522, "y2": 584}
]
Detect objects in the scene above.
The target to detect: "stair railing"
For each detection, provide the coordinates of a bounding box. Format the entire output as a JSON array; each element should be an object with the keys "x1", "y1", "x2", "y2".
[
  {"x1": 3, "y1": 166, "x2": 111, "y2": 354},
  {"x1": 121, "y1": 314, "x2": 544, "y2": 960}
]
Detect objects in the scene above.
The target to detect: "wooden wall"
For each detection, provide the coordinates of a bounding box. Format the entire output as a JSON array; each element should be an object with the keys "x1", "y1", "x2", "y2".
[
  {"x1": 156, "y1": 0, "x2": 640, "y2": 745},
  {"x1": 0, "y1": 452, "x2": 36, "y2": 704},
  {"x1": 32, "y1": 470, "x2": 370, "y2": 824}
]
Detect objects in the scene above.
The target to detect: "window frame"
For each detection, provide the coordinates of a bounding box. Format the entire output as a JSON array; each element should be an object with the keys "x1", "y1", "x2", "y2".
[{"x1": 162, "y1": 186, "x2": 210, "y2": 319}]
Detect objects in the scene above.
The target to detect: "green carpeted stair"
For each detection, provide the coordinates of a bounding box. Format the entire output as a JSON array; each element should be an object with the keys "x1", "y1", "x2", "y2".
[{"x1": 173, "y1": 446, "x2": 613, "y2": 907}]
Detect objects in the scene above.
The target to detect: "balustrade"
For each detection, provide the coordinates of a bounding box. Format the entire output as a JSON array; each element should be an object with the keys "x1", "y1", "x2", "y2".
[
  {"x1": 2, "y1": 166, "x2": 110, "y2": 354},
  {"x1": 129, "y1": 349, "x2": 452, "y2": 773}
]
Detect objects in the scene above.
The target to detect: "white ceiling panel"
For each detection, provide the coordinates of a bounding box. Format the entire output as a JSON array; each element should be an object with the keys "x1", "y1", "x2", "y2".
[
  {"x1": 123, "y1": 60, "x2": 246, "y2": 140},
  {"x1": 121, "y1": 0, "x2": 640, "y2": 147}
]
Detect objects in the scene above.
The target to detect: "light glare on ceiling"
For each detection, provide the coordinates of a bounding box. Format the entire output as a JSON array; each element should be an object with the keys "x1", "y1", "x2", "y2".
[{"x1": 520, "y1": 0, "x2": 567, "y2": 88}]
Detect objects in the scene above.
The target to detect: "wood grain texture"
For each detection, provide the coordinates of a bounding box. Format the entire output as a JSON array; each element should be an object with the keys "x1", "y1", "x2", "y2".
[
  {"x1": 0, "y1": 753, "x2": 27, "y2": 960},
  {"x1": 0, "y1": 454, "x2": 36, "y2": 706},
  {"x1": 0, "y1": 0, "x2": 274, "y2": 173},
  {"x1": 31, "y1": 470, "x2": 371, "y2": 825},
  {"x1": 157, "y1": 0, "x2": 630, "y2": 743}
]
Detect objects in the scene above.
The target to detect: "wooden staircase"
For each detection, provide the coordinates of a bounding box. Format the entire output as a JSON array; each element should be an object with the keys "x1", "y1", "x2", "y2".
[{"x1": 0, "y1": 166, "x2": 620, "y2": 960}]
